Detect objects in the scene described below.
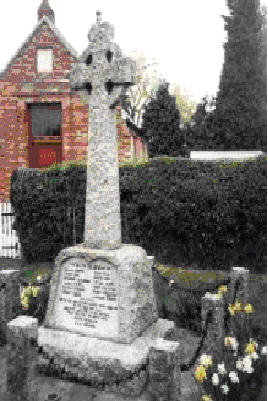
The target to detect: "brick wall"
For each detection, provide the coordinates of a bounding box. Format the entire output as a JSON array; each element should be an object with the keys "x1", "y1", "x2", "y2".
[{"x1": 0, "y1": 20, "x2": 148, "y2": 204}]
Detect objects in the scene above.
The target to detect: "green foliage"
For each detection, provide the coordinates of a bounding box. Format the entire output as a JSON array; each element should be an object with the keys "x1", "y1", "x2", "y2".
[
  {"x1": 120, "y1": 157, "x2": 267, "y2": 273},
  {"x1": 184, "y1": 1, "x2": 267, "y2": 152},
  {"x1": 182, "y1": 95, "x2": 229, "y2": 151},
  {"x1": 141, "y1": 81, "x2": 182, "y2": 157},
  {"x1": 11, "y1": 156, "x2": 267, "y2": 272},
  {"x1": 10, "y1": 166, "x2": 87, "y2": 264},
  {"x1": 215, "y1": 0, "x2": 267, "y2": 151},
  {"x1": 184, "y1": 95, "x2": 215, "y2": 150}
]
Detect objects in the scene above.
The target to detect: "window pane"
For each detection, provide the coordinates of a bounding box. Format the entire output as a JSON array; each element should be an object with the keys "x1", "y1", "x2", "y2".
[{"x1": 29, "y1": 103, "x2": 61, "y2": 137}]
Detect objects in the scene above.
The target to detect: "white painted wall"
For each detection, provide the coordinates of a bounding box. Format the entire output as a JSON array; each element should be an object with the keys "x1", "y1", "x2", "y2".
[{"x1": 190, "y1": 151, "x2": 266, "y2": 161}]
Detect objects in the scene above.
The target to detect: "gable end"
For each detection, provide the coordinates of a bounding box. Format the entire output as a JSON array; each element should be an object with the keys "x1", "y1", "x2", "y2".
[{"x1": 0, "y1": 16, "x2": 78, "y2": 80}]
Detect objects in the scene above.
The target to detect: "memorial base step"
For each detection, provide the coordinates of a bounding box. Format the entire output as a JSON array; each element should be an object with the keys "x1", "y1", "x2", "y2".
[{"x1": 37, "y1": 318, "x2": 176, "y2": 398}]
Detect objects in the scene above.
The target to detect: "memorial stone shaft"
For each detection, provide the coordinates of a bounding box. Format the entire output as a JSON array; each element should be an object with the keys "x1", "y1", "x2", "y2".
[{"x1": 69, "y1": 11, "x2": 136, "y2": 250}]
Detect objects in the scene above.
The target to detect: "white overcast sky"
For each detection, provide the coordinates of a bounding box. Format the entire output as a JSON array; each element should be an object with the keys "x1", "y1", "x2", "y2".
[{"x1": 0, "y1": 0, "x2": 267, "y2": 106}]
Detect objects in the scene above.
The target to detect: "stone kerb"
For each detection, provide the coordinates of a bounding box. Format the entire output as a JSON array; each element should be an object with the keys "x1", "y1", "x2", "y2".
[
  {"x1": 0, "y1": 269, "x2": 21, "y2": 345},
  {"x1": 148, "y1": 338, "x2": 181, "y2": 401},
  {"x1": 200, "y1": 266, "x2": 249, "y2": 360},
  {"x1": 6, "y1": 315, "x2": 183, "y2": 401},
  {"x1": 230, "y1": 266, "x2": 249, "y2": 307},
  {"x1": 230, "y1": 266, "x2": 249, "y2": 327},
  {"x1": 201, "y1": 293, "x2": 225, "y2": 359},
  {"x1": 6, "y1": 316, "x2": 39, "y2": 401}
]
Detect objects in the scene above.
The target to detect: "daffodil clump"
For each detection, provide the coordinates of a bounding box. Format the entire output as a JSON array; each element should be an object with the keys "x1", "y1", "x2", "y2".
[
  {"x1": 21, "y1": 284, "x2": 40, "y2": 309},
  {"x1": 20, "y1": 276, "x2": 42, "y2": 310},
  {"x1": 195, "y1": 342, "x2": 267, "y2": 401},
  {"x1": 194, "y1": 285, "x2": 267, "y2": 400}
]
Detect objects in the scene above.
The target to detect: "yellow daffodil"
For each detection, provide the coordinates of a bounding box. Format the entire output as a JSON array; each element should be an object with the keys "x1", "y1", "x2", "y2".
[
  {"x1": 225, "y1": 335, "x2": 232, "y2": 346},
  {"x1": 225, "y1": 336, "x2": 239, "y2": 351},
  {"x1": 21, "y1": 293, "x2": 30, "y2": 308},
  {"x1": 228, "y1": 304, "x2": 236, "y2": 316},
  {"x1": 21, "y1": 289, "x2": 30, "y2": 304},
  {"x1": 251, "y1": 340, "x2": 258, "y2": 350},
  {"x1": 195, "y1": 365, "x2": 207, "y2": 383},
  {"x1": 218, "y1": 285, "x2": 228, "y2": 296},
  {"x1": 23, "y1": 285, "x2": 32, "y2": 296},
  {"x1": 21, "y1": 299, "x2": 29, "y2": 309},
  {"x1": 244, "y1": 304, "x2": 254, "y2": 314},
  {"x1": 31, "y1": 286, "x2": 40, "y2": 297},
  {"x1": 245, "y1": 339, "x2": 257, "y2": 355},
  {"x1": 233, "y1": 301, "x2": 243, "y2": 313},
  {"x1": 201, "y1": 396, "x2": 212, "y2": 401},
  {"x1": 20, "y1": 284, "x2": 39, "y2": 309}
]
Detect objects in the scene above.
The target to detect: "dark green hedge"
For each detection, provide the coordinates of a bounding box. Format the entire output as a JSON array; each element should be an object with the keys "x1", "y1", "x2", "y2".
[{"x1": 10, "y1": 156, "x2": 267, "y2": 273}]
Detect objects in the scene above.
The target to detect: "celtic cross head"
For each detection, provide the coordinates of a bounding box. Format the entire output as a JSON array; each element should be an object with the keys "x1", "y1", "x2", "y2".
[{"x1": 69, "y1": 11, "x2": 136, "y2": 107}]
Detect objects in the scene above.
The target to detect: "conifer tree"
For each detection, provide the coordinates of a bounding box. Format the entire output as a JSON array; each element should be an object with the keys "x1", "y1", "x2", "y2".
[
  {"x1": 215, "y1": 0, "x2": 267, "y2": 150},
  {"x1": 141, "y1": 81, "x2": 182, "y2": 157}
]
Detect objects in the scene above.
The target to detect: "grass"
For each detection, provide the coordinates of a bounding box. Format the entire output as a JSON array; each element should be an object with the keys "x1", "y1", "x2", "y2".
[
  {"x1": 30, "y1": 155, "x2": 151, "y2": 172},
  {"x1": 155, "y1": 262, "x2": 267, "y2": 342}
]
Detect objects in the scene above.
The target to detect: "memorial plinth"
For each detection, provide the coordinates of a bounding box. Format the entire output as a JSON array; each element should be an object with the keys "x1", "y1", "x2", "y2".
[
  {"x1": 39, "y1": 245, "x2": 175, "y2": 398},
  {"x1": 44, "y1": 244, "x2": 158, "y2": 344}
]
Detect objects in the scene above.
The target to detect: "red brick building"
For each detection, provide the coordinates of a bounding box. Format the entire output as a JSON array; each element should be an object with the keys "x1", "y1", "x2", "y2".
[{"x1": 0, "y1": 0, "x2": 148, "y2": 204}]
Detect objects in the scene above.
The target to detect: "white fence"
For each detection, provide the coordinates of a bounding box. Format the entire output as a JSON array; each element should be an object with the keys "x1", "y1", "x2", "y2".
[{"x1": 0, "y1": 203, "x2": 21, "y2": 258}]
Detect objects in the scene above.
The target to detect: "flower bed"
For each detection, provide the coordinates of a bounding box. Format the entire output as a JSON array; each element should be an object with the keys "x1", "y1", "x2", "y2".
[
  {"x1": 153, "y1": 264, "x2": 234, "y2": 334},
  {"x1": 195, "y1": 287, "x2": 267, "y2": 401}
]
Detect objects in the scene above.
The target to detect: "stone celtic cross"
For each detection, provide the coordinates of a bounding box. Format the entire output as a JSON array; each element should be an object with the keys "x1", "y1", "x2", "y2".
[{"x1": 69, "y1": 11, "x2": 136, "y2": 250}]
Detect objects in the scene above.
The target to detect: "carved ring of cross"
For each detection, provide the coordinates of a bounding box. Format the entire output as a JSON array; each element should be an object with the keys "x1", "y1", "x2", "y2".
[{"x1": 71, "y1": 50, "x2": 134, "y2": 108}]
